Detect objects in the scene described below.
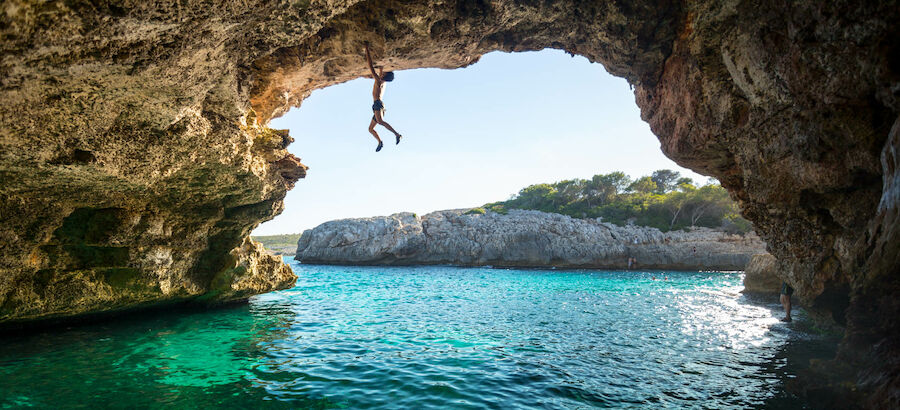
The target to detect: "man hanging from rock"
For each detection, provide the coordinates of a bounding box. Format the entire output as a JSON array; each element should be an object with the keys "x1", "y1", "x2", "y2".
[{"x1": 365, "y1": 43, "x2": 402, "y2": 152}]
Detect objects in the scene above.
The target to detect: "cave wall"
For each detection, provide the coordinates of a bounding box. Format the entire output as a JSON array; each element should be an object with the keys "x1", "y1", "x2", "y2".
[
  {"x1": 1, "y1": 0, "x2": 898, "y2": 405},
  {"x1": 0, "y1": 0, "x2": 319, "y2": 322}
]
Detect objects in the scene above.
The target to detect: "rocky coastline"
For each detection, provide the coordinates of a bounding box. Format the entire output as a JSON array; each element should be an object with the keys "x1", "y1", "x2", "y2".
[{"x1": 295, "y1": 209, "x2": 767, "y2": 271}]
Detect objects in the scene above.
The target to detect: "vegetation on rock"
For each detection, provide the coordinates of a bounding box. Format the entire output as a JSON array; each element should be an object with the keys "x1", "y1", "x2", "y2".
[
  {"x1": 464, "y1": 207, "x2": 486, "y2": 215},
  {"x1": 482, "y1": 170, "x2": 752, "y2": 233},
  {"x1": 251, "y1": 234, "x2": 302, "y2": 249},
  {"x1": 251, "y1": 234, "x2": 302, "y2": 255}
]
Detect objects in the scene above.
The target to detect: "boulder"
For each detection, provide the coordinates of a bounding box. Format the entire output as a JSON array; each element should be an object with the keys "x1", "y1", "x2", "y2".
[{"x1": 743, "y1": 254, "x2": 781, "y2": 294}]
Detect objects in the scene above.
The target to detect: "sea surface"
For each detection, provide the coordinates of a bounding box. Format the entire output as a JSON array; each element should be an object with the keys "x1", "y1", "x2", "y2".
[{"x1": 1, "y1": 259, "x2": 837, "y2": 409}]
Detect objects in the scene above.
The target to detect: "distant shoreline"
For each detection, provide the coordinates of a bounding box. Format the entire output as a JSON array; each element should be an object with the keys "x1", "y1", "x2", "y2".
[
  {"x1": 252, "y1": 233, "x2": 302, "y2": 256},
  {"x1": 293, "y1": 209, "x2": 767, "y2": 271}
]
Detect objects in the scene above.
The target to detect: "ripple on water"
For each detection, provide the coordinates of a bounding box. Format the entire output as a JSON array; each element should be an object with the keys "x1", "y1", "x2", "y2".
[{"x1": 0, "y1": 262, "x2": 837, "y2": 408}]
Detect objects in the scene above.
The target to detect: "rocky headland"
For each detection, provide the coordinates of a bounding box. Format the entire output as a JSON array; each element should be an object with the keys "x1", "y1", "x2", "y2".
[
  {"x1": 295, "y1": 209, "x2": 766, "y2": 271},
  {"x1": 2, "y1": 0, "x2": 898, "y2": 404}
]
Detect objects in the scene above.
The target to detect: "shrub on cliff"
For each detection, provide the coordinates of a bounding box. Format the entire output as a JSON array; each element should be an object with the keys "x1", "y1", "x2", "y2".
[
  {"x1": 479, "y1": 170, "x2": 752, "y2": 233},
  {"x1": 484, "y1": 203, "x2": 509, "y2": 214}
]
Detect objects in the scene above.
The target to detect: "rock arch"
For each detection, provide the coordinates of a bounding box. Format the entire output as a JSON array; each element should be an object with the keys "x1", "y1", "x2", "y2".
[{"x1": 0, "y1": 0, "x2": 897, "y2": 405}]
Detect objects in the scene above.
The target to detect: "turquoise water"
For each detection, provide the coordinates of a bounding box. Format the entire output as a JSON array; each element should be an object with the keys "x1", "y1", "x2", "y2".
[{"x1": 1, "y1": 260, "x2": 835, "y2": 408}]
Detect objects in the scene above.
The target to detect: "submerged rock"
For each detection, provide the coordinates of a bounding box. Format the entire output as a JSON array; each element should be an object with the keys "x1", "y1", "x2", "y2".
[{"x1": 296, "y1": 209, "x2": 767, "y2": 271}]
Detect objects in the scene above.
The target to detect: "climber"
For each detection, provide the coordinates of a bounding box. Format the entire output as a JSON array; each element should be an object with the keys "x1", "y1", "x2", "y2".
[{"x1": 365, "y1": 43, "x2": 402, "y2": 152}]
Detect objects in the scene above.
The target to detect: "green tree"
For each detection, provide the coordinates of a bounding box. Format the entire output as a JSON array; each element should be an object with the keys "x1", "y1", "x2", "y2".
[
  {"x1": 512, "y1": 183, "x2": 557, "y2": 211},
  {"x1": 554, "y1": 179, "x2": 585, "y2": 207},
  {"x1": 628, "y1": 176, "x2": 657, "y2": 194},
  {"x1": 662, "y1": 191, "x2": 689, "y2": 229},
  {"x1": 675, "y1": 177, "x2": 695, "y2": 192},
  {"x1": 651, "y1": 169, "x2": 681, "y2": 194},
  {"x1": 603, "y1": 172, "x2": 631, "y2": 194},
  {"x1": 686, "y1": 185, "x2": 731, "y2": 226},
  {"x1": 583, "y1": 172, "x2": 630, "y2": 207}
]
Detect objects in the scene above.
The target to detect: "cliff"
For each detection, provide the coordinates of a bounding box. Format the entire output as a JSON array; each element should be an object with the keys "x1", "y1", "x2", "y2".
[
  {"x1": 1, "y1": 0, "x2": 898, "y2": 404},
  {"x1": 295, "y1": 210, "x2": 766, "y2": 270}
]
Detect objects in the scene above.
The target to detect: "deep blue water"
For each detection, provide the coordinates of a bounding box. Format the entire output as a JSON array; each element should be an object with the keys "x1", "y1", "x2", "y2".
[{"x1": 0, "y1": 259, "x2": 836, "y2": 408}]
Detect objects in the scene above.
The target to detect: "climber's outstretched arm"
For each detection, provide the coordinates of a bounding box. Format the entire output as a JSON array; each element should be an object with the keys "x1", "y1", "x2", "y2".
[{"x1": 365, "y1": 43, "x2": 380, "y2": 81}]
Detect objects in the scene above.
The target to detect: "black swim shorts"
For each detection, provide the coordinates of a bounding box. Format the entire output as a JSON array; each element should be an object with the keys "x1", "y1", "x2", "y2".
[
  {"x1": 781, "y1": 282, "x2": 794, "y2": 296},
  {"x1": 372, "y1": 99, "x2": 384, "y2": 111}
]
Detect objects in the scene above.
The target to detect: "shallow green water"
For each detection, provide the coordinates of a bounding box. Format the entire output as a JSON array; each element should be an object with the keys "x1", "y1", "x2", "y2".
[{"x1": 1, "y1": 260, "x2": 835, "y2": 408}]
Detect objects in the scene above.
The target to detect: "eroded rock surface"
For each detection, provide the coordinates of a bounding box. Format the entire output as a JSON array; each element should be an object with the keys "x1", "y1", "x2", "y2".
[
  {"x1": 295, "y1": 209, "x2": 766, "y2": 270},
  {"x1": 742, "y1": 253, "x2": 780, "y2": 294},
  {"x1": 1, "y1": 0, "x2": 898, "y2": 404}
]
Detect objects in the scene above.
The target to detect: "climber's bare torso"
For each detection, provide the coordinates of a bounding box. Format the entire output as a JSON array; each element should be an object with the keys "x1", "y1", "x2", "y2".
[{"x1": 372, "y1": 75, "x2": 385, "y2": 101}]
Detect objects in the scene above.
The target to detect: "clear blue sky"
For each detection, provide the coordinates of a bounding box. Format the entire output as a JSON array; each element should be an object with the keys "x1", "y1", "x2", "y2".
[{"x1": 253, "y1": 49, "x2": 707, "y2": 235}]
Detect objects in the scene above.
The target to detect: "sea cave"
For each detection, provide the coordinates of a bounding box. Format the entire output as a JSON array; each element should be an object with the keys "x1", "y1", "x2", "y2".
[{"x1": 1, "y1": 0, "x2": 898, "y2": 406}]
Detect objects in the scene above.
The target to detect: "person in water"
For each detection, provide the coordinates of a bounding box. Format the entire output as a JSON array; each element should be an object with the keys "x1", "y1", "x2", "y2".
[
  {"x1": 365, "y1": 43, "x2": 402, "y2": 152},
  {"x1": 780, "y1": 281, "x2": 794, "y2": 322}
]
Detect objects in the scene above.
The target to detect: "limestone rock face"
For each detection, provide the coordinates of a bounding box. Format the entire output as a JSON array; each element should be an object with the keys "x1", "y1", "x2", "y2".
[
  {"x1": 742, "y1": 253, "x2": 780, "y2": 294},
  {"x1": 296, "y1": 210, "x2": 766, "y2": 270},
  {"x1": 1, "y1": 0, "x2": 899, "y2": 404}
]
